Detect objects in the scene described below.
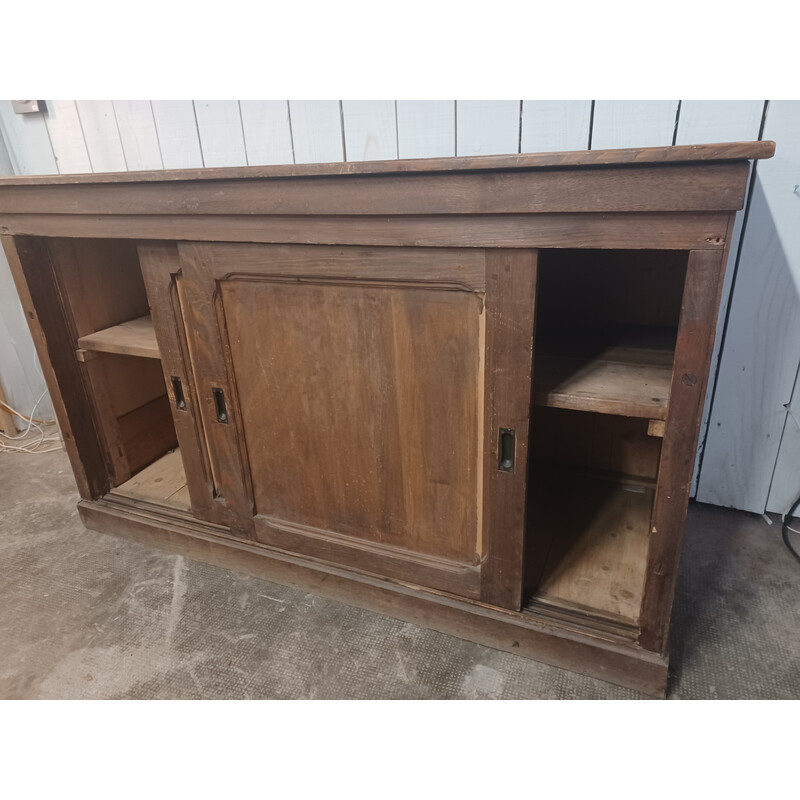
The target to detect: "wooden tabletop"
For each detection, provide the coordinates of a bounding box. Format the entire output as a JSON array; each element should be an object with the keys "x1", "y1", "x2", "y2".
[{"x1": 0, "y1": 140, "x2": 775, "y2": 186}]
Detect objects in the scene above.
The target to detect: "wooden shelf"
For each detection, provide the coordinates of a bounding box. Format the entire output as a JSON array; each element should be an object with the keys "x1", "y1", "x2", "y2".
[
  {"x1": 532, "y1": 329, "x2": 675, "y2": 420},
  {"x1": 525, "y1": 467, "x2": 652, "y2": 624},
  {"x1": 110, "y1": 448, "x2": 190, "y2": 511},
  {"x1": 77, "y1": 315, "x2": 159, "y2": 359}
]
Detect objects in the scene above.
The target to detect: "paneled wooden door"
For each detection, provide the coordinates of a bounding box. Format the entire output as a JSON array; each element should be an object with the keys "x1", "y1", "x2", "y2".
[{"x1": 171, "y1": 242, "x2": 537, "y2": 609}]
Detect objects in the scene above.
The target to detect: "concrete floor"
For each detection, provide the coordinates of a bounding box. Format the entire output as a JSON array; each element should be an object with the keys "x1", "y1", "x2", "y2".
[{"x1": 1, "y1": 447, "x2": 798, "y2": 699}]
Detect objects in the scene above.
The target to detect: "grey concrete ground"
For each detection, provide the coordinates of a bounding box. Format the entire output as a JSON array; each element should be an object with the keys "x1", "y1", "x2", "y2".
[{"x1": 1, "y1": 446, "x2": 798, "y2": 699}]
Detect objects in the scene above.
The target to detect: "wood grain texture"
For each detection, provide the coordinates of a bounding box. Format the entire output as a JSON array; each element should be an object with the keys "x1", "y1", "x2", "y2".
[
  {"x1": 112, "y1": 101, "x2": 164, "y2": 171},
  {"x1": 533, "y1": 346, "x2": 673, "y2": 420},
  {"x1": 111, "y1": 448, "x2": 189, "y2": 510},
  {"x1": 521, "y1": 101, "x2": 592, "y2": 153},
  {"x1": 227, "y1": 280, "x2": 482, "y2": 562},
  {"x1": 528, "y1": 470, "x2": 652, "y2": 624},
  {"x1": 396, "y1": 101, "x2": 455, "y2": 159},
  {"x1": 239, "y1": 101, "x2": 294, "y2": 166},
  {"x1": 591, "y1": 101, "x2": 679, "y2": 149},
  {"x1": 0, "y1": 140, "x2": 773, "y2": 185},
  {"x1": 188, "y1": 242, "x2": 498, "y2": 595},
  {"x1": 1, "y1": 235, "x2": 108, "y2": 498},
  {"x1": 193, "y1": 101, "x2": 247, "y2": 168},
  {"x1": 0, "y1": 211, "x2": 732, "y2": 251},
  {"x1": 641, "y1": 249, "x2": 728, "y2": 653},
  {"x1": 137, "y1": 242, "x2": 221, "y2": 524},
  {"x1": 342, "y1": 101, "x2": 398, "y2": 161},
  {"x1": 0, "y1": 163, "x2": 750, "y2": 216},
  {"x1": 77, "y1": 315, "x2": 159, "y2": 359},
  {"x1": 480, "y1": 249, "x2": 537, "y2": 610},
  {"x1": 456, "y1": 101, "x2": 520, "y2": 156}
]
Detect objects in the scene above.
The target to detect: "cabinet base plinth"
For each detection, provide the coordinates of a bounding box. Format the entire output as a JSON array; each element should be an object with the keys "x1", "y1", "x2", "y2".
[{"x1": 78, "y1": 498, "x2": 669, "y2": 697}]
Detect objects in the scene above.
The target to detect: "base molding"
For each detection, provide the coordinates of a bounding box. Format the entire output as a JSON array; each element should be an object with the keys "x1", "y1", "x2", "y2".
[{"x1": 78, "y1": 498, "x2": 669, "y2": 697}]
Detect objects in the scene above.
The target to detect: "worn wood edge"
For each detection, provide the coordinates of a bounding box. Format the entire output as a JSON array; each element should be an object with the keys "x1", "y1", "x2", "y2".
[
  {"x1": 78, "y1": 498, "x2": 669, "y2": 696},
  {"x1": 0, "y1": 213, "x2": 732, "y2": 251},
  {"x1": 0, "y1": 140, "x2": 775, "y2": 186},
  {"x1": 0, "y1": 163, "x2": 749, "y2": 216},
  {"x1": 254, "y1": 514, "x2": 481, "y2": 599}
]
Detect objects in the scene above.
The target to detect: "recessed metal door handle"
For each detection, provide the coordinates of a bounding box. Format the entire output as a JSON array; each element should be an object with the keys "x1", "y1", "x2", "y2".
[
  {"x1": 171, "y1": 376, "x2": 186, "y2": 410},
  {"x1": 212, "y1": 387, "x2": 228, "y2": 423},
  {"x1": 498, "y1": 428, "x2": 515, "y2": 472}
]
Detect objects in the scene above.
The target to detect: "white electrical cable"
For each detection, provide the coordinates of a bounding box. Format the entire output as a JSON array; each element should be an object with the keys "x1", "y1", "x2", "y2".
[{"x1": 0, "y1": 389, "x2": 62, "y2": 454}]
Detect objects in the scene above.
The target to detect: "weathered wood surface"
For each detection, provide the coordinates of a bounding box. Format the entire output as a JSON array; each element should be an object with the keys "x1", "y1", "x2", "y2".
[
  {"x1": 0, "y1": 140, "x2": 774, "y2": 185},
  {"x1": 0, "y1": 162, "x2": 751, "y2": 216},
  {"x1": 0, "y1": 211, "x2": 732, "y2": 251},
  {"x1": 77, "y1": 315, "x2": 159, "y2": 359}
]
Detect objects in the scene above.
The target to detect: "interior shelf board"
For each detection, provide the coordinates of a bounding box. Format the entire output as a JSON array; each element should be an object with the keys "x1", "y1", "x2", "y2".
[
  {"x1": 526, "y1": 468, "x2": 652, "y2": 624},
  {"x1": 533, "y1": 338, "x2": 674, "y2": 420},
  {"x1": 77, "y1": 314, "x2": 159, "y2": 359},
  {"x1": 110, "y1": 448, "x2": 190, "y2": 511}
]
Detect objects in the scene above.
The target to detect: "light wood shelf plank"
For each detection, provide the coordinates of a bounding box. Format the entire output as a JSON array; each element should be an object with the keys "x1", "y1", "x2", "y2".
[
  {"x1": 533, "y1": 335, "x2": 674, "y2": 420},
  {"x1": 77, "y1": 314, "x2": 159, "y2": 359}
]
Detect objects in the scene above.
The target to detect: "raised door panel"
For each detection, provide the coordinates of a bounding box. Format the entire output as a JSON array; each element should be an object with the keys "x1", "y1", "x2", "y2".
[{"x1": 176, "y1": 243, "x2": 537, "y2": 606}]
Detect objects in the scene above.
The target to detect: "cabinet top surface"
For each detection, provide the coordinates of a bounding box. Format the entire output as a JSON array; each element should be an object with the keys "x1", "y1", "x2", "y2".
[{"x1": 0, "y1": 141, "x2": 774, "y2": 186}]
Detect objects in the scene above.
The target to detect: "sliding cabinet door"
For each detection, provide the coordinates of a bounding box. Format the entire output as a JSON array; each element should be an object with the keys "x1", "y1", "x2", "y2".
[{"x1": 175, "y1": 242, "x2": 536, "y2": 608}]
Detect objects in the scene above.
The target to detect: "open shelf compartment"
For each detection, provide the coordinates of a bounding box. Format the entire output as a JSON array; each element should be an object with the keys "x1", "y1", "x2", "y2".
[
  {"x1": 77, "y1": 314, "x2": 159, "y2": 359},
  {"x1": 532, "y1": 249, "x2": 687, "y2": 421}
]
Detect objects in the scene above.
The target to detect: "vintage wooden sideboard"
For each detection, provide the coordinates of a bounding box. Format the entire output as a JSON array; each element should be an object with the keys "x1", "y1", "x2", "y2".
[{"x1": 0, "y1": 140, "x2": 775, "y2": 695}]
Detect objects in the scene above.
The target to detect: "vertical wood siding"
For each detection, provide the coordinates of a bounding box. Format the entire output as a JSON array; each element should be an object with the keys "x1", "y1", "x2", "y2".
[{"x1": 0, "y1": 98, "x2": 797, "y2": 516}]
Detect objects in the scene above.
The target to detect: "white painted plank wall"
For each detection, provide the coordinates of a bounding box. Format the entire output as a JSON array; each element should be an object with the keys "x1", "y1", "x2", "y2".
[
  {"x1": 768, "y1": 362, "x2": 800, "y2": 516},
  {"x1": 342, "y1": 101, "x2": 397, "y2": 161},
  {"x1": 456, "y1": 100, "x2": 520, "y2": 156},
  {"x1": 44, "y1": 100, "x2": 92, "y2": 173},
  {"x1": 76, "y1": 101, "x2": 127, "y2": 172},
  {"x1": 396, "y1": 101, "x2": 454, "y2": 158},
  {"x1": 521, "y1": 101, "x2": 592, "y2": 152},
  {"x1": 239, "y1": 101, "x2": 294, "y2": 166},
  {"x1": 673, "y1": 101, "x2": 766, "y2": 495},
  {"x1": 591, "y1": 100, "x2": 679, "y2": 148},
  {"x1": 193, "y1": 101, "x2": 248, "y2": 168},
  {"x1": 151, "y1": 101, "x2": 204, "y2": 169},
  {"x1": 697, "y1": 100, "x2": 800, "y2": 513},
  {"x1": 289, "y1": 101, "x2": 343, "y2": 164},
  {"x1": 113, "y1": 101, "x2": 163, "y2": 171}
]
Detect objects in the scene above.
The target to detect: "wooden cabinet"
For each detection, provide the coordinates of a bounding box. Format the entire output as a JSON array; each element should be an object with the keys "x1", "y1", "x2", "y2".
[{"x1": 0, "y1": 141, "x2": 774, "y2": 695}]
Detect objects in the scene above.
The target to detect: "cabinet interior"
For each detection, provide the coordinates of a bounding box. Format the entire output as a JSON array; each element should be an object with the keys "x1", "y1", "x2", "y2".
[
  {"x1": 44, "y1": 237, "x2": 187, "y2": 510},
  {"x1": 525, "y1": 249, "x2": 689, "y2": 627},
  {"x1": 43, "y1": 238, "x2": 692, "y2": 623}
]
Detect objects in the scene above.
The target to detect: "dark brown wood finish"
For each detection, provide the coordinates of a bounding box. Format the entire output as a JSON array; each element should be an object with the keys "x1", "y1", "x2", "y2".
[
  {"x1": 0, "y1": 163, "x2": 750, "y2": 219},
  {"x1": 1, "y1": 235, "x2": 109, "y2": 498},
  {"x1": 175, "y1": 242, "x2": 538, "y2": 600},
  {"x1": 639, "y1": 244, "x2": 732, "y2": 653},
  {"x1": 137, "y1": 242, "x2": 227, "y2": 524},
  {"x1": 0, "y1": 142, "x2": 772, "y2": 695},
  {"x1": 480, "y1": 250, "x2": 538, "y2": 609},
  {"x1": 0, "y1": 139, "x2": 774, "y2": 186},
  {"x1": 0, "y1": 211, "x2": 732, "y2": 250}
]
